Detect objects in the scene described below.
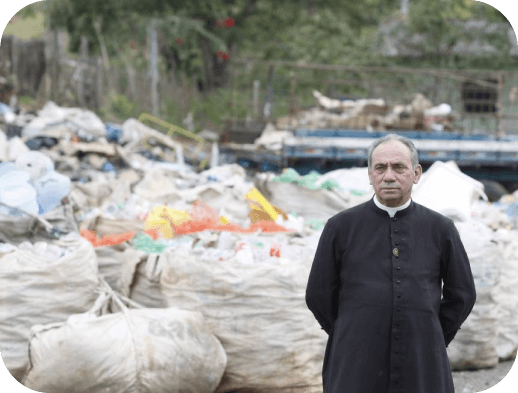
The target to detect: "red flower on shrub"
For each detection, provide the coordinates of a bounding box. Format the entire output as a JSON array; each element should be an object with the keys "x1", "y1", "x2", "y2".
[
  {"x1": 215, "y1": 51, "x2": 229, "y2": 61},
  {"x1": 215, "y1": 18, "x2": 234, "y2": 28}
]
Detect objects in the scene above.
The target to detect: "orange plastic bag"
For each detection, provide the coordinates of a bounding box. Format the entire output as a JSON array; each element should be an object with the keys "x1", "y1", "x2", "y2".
[
  {"x1": 144, "y1": 228, "x2": 161, "y2": 240},
  {"x1": 80, "y1": 228, "x2": 135, "y2": 247},
  {"x1": 172, "y1": 201, "x2": 292, "y2": 235},
  {"x1": 250, "y1": 221, "x2": 292, "y2": 233}
]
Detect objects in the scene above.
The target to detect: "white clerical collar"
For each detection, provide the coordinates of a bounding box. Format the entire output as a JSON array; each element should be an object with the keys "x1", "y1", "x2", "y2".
[{"x1": 373, "y1": 195, "x2": 412, "y2": 218}]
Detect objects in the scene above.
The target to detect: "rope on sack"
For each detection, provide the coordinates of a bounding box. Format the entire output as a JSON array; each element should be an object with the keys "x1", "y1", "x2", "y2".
[
  {"x1": 95, "y1": 275, "x2": 146, "y2": 391},
  {"x1": 96, "y1": 276, "x2": 146, "y2": 310}
]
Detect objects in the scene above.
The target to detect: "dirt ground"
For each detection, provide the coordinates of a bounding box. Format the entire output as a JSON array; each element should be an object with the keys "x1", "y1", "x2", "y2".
[{"x1": 452, "y1": 358, "x2": 517, "y2": 392}]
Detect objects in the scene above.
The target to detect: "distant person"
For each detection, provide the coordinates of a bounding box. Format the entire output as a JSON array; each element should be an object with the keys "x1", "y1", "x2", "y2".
[{"x1": 306, "y1": 133, "x2": 476, "y2": 393}]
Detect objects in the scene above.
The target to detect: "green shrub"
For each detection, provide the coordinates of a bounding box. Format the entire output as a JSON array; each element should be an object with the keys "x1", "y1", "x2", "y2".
[{"x1": 109, "y1": 94, "x2": 139, "y2": 120}]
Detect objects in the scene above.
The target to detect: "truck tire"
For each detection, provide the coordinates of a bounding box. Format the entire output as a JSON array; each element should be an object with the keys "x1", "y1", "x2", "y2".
[{"x1": 479, "y1": 180, "x2": 509, "y2": 202}]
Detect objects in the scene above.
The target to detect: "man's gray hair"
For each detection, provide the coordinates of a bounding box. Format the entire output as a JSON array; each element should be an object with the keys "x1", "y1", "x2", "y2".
[{"x1": 367, "y1": 133, "x2": 419, "y2": 170}]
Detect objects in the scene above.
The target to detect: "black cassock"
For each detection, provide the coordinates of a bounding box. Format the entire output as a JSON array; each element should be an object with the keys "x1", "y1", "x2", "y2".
[{"x1": 306, "y1": 196, "x2": 476, "y2": 393}]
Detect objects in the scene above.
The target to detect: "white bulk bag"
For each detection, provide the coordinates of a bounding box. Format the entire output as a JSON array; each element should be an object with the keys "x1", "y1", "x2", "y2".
[
  {"x1": 493, "y1": 228, "x2": 518, "y2": 360},
  {"x1": 0, "y1": 237, "x2": 99, "y2": 381},
  {"x1": 118, "y1": 253, "x2": 168, "y2": 309},
  {"x1": 446, "y1": 221, "x2": 501, "y2": 369},
  {"x1": 412, "y1": 161, "x2": 487, "y2": 222},
  {"x1": 95, "y1": 245, "x2": 143, "y2": 292},
  {"x1": 159, "y1": 249, "x2": 328, "y2": 393},
  {"x1": 23, "y1": 287, "x2": 227, "y2": 393}
]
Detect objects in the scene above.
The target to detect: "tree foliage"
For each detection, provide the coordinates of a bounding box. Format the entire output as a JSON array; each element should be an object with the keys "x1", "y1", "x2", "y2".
[
  {"x1": 399, "y1": 0, "x2": 514, "y2": 68},
  {"x1": 44, "y1": 0, "x2": 516, "y2": 89}
]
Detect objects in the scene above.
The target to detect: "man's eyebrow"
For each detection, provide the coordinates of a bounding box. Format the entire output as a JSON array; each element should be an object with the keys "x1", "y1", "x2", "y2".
[{"x1": 374, "y1": 162, "x2": 406, "y2": 166}]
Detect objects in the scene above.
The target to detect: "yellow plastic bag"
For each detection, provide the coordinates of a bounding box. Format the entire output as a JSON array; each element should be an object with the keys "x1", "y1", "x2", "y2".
[
  {"x1": 244, "y1": 187, "x2": 279, "y2": 221},
  {"x1": 145, "y1": 206, "x2": 191, "y2": 238}
]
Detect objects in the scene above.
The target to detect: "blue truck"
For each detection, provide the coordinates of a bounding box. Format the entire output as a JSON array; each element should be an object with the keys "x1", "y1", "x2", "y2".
[{"x1": 219, "y1": 128, "x2": 518, "y2": 199}]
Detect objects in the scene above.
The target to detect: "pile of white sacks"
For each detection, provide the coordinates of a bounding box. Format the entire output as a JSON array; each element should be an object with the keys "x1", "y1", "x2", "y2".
[{"x1": 1, "y1": 154, "x2": 518, "y2": 393}]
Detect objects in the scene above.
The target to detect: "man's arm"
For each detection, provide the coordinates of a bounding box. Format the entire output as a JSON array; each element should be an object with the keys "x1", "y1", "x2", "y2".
[
  {"x1": 439, "y1": 219, "x2": 477, "y2": 348},
  {"x1": 306, "y1": 219, "x2": 341, "y2": 335}
]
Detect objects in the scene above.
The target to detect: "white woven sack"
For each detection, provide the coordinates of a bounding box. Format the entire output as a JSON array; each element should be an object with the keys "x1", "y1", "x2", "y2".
[
  {"x1": 159, "y1": 249, "x2": 328, "y2": 393},
  {"x1": 446, "y1": 221, "x2": 501, "y2": 369},
  {"x1": 95, "y1": 245, "x2": 143, "y2": 292},
  {"x1": 0, "y1": 237, "x2": 99, "y2": 381},
  {"x1": 120, "y1": 253, "x2": 168, "y2": 308},
  {"x1": 23, "y1": 287, "x2": 227, "y2": 393},
  {"x1": 493, "y1": 228, "x2": 518, "y2": 360}
]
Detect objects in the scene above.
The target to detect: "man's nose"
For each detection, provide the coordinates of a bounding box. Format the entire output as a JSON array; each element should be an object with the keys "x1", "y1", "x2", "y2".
[{"x1": 383, "y1": 167, "x2": 397, "y2": 180}]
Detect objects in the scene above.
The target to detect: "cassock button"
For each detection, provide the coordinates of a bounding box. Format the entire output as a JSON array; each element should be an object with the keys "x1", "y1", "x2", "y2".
[
  {"x1": 396, "y1": 266, "x2": 401, "y2": 270},
  {"x1": 393, "y1": 248, "x2": 399, "y2": 257},
  {"x1": 396, "y1": 280, "x2": 401, "y2": 284},
  {"x1": 395, "y1": 229, "x2": 399, "y2": 233}
]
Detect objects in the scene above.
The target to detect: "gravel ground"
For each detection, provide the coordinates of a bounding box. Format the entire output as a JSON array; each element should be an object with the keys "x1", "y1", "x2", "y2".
[{"x1": 452, "y1": 359, "x2": 516, "y2": 392}]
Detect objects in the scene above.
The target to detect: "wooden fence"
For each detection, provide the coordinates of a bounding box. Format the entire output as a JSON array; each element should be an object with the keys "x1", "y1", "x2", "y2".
[{"x1": 0, "y1": 28, "x2": 182, "y2": 118}]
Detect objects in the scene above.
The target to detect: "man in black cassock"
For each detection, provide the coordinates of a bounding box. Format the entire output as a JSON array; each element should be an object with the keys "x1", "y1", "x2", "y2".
[{"x1": 306, "y1": 134, "x2": 477, "y2": 393}]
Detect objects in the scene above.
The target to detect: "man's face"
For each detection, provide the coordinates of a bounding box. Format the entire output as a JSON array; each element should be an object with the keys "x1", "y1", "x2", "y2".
[{"x1": 368, "y1": 140, "x2": 422, "y2": 207}]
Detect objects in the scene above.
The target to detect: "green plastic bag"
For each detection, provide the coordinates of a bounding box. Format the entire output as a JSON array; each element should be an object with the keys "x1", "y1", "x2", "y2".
[
  {"x1": 298, "y1": 171, "x2": 320, "y2": 190},
  {"x1": 273, "y1": 168, "x2": 300, "y2": 183},
  {"x1": 133, "y1": 233, "x2": 167, "y2": 253},
  {"x1": 306, "y1": 218, "x2": 325, "y2": 231},
  {"x1": 319, "y1": 179, "x2": 341, "y2": 191}
]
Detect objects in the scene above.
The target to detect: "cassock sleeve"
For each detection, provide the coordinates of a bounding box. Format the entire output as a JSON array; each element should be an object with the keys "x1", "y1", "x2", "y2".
[
  {"x1": 439, "y1": 219, "x2": 477, "y2": 348},
  {"x1": 306, "y1": 219, "x2": 341, "y2": 335}
]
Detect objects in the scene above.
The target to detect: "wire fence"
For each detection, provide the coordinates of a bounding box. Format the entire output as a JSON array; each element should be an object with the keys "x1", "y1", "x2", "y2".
[{"x1": 2, "y1": 31, "x2": 518, "y2": 136}]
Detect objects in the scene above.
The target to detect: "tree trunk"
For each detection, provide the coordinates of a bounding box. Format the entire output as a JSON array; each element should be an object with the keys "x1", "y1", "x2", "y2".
[
  {"x1": 200, "y1": 37, "x2": 215, "y2": 92},
  {"x1": 200, "y1": 37, "x2": 231, "y2": 92}
]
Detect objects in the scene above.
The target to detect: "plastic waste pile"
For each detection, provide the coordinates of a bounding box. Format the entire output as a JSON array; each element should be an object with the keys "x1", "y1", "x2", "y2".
[
  {"x1": 276, "y1": 91, "x2": 456, "y2": 132},
  {"x1": 1, "y1": 99, "x2": 518, "y2": 391}
]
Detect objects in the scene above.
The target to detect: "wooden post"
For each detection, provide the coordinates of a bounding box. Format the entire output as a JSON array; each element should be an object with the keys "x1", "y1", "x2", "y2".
[
  {"x1": 149, "y1": 19, "x2": 159, "y2": 117},
  {"x1": 253, "y1": 79, "x2": 260, "y2": 119},
  {"x1": 263, "y1": 65, "x2": 275, "y2": 121},
  {"x1": 126, "y1": 64, "x2": 137, "y2": 102},
  {"x1": 289, "y1": 71, "x2": 296, "y2": 116},
  {"x1": 96, "y1": 56, "x2": 104, "y2": 109},
  {"x1": 77, "y1": 36, "x2": 88, "y2": 107},
  {"x1": 11, "y1": 37, "x2": 19, "y2": 93},
  {"x1": 496, "y1": 73, "x2": 505, "y2": 138}
]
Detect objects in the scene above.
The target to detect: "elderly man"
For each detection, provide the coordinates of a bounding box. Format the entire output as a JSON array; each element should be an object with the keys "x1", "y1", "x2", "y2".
[{"x1": 306, "y1": 134, "x2": 476, "y2": 393}]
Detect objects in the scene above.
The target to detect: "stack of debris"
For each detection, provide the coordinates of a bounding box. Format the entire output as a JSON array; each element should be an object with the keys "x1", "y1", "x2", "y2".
[
  {"x1": 276, "y1": 90, "x2": 456, "y2": 132},
  {"x1": 0, "y1": 99, "x2": 517, "y2": 392}
]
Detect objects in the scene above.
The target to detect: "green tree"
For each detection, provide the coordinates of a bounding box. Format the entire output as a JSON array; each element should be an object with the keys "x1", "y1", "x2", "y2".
[{"x1": 398, "y1": 0, "x2": 513, "y2": 68}]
